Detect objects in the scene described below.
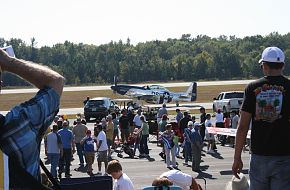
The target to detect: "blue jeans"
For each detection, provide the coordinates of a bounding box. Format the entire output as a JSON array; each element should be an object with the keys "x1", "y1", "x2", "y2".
[
  {"x1": 48, "y1": 153, "x2": 60, "y2": 178},
  {"x1": 76, "y1": 143, "x2": 84, "y2": 165},
  {"x1": 59, "y1": 148, "x2": 72, "y2": 175},
  {"x1": 250, "y1": 154, "x2": 290, "y2": 190},
  {"x1": 140, "y1": 135, "x2": 149, "y2": 155},
  {"x1": 184, "y1": 142, "x2": 192, "y2": 163}
]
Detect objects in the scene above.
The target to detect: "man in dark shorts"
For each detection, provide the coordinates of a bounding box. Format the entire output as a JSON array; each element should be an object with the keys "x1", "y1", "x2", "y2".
[{"x1": 119, "y1": 109, "x2": 130, "y2": 143}]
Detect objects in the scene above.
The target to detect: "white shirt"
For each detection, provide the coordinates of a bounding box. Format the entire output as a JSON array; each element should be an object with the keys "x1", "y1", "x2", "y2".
[
  {"x1": 205, "y1": 119, "x2": 212, "y2": 127},
  {"x1": 97, "y1": 131, "x2": 108, "y2": 151},
  {"x1": 47, "y1": 132, "x2": 61, "y2": 154},
  {"x1": 114, "y1": 173, "x2": 134, "y2": 190},
  {"x1": 160, "y1": 170, "x2": 192, "y2": 190},
  {"x1": 215, "y1": 113, "x2": 224, "y2": 123},
  {"x1": 133, "y1": 114, "x2": 143, "y2": 127}
]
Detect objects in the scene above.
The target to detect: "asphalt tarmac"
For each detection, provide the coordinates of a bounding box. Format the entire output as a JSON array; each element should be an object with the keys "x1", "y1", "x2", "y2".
[{"x1": 41, "y1": 121, "x2": 251, "y2": 190}]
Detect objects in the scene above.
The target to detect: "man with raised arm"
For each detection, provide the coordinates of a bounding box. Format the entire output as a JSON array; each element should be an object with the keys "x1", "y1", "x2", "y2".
[{"x1": 0, "y1": 48, "x2": 64, "y2": 188}]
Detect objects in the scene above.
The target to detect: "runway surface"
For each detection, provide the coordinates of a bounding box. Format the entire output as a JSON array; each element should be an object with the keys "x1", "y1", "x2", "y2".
[{"x1": 1, "y1": 79, "x2": 253, "y2": 94}]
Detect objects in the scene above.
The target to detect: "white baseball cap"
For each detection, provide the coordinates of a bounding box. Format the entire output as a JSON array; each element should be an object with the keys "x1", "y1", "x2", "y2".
[
  {"x1": 188, "y1": 121, "x2": 194, "y2": 126},
  {"x1": 259, "y1": 47, "x2": 285, "y2": 64}
]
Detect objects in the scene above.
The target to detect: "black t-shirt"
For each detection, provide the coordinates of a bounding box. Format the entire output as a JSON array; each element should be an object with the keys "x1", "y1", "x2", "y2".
[
  {"x1": 241, "y1": 76, "x2": 290, "y2": 156},
  {"x1": 200, "y1": 113, "x2": 206, "y2": 124},
  {"x1": 179, "y1": 117, "x2": 191, "y2": 134},
  {"x1": 127, "y1": 112, "x2": 135, "y2": 126},
  {"x1": 119, "y1": 115, "x2": 129, "y2": 130}
]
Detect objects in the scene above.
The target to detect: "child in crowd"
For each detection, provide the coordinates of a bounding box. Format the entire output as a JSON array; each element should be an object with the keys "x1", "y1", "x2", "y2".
[
  {"x1": 139, "y1": 116, "x2": 150, "y2": 157},
  {"x1": 183, "y1": 121, "x2": 194, "y2": 166},
  {"x1": 81, "y1": 130, "x2": 97, "y2": 176},
  {"x1": 161, "y1": 124, "x2": 178, "y2": 170},
  {"x1": 107, "y1": 160, "x2": 134, "y2": 190},
  {"x1": 112, "y1": 112, "x2": 120, "y2": 149},
  {"x1": 205, "y1": 114, "x2": 215, "y2": 154}
]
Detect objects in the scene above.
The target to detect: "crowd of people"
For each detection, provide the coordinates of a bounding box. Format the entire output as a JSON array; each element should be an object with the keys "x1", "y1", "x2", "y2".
[
  {"x1": 43, "y1": 105, "x2": 154, "y2": 179},
  {"x1": 1, "y1": 46, "x2": 289, "y2": 190},
  {"x1": 156, "y1": 105, "x2": 242, "y2": 173},
  {"x1": 42, "y1": 95, "x2": 245, "y2": 189}
]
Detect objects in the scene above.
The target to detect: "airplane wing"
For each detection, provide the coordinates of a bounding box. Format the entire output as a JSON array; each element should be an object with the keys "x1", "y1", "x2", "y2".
[{"x1": 126, "y1": 90, "x2": 155, "y2": 100}]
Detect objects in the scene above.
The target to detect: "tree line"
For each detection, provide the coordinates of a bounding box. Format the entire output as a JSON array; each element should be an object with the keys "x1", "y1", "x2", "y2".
[{"x1": 1, "y1": 32, "x2": 290, "y2": 87}]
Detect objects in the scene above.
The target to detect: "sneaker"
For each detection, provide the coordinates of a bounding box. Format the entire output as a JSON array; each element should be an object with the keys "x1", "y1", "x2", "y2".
[
  {"x1": 176, "y1": 155, "x2": 183, "y2": 159},
  {"x1": 159, "y1": 152, "x2": 164, "y2": 158}
]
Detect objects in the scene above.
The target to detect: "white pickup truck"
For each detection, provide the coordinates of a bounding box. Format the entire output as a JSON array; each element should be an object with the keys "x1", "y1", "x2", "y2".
[{"x1": 212, "y1": 91, "x2": 244, "y2": 113}]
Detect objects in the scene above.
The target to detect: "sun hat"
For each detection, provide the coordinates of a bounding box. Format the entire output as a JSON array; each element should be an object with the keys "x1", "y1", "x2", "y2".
[
  {"x1": 225, "y1": 173, "x2": 249, "y2": 190},
  {"x1": 188, "y1": 121, "x2": 194, "y2": 126},
  {"x1": 259, "y1": 47, "x2": 285, "y2": 64}
]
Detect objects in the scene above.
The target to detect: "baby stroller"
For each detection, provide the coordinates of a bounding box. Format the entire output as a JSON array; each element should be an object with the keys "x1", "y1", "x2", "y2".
[{"x1": 116, "y1": 134, "x2": 136, "y2": 158}]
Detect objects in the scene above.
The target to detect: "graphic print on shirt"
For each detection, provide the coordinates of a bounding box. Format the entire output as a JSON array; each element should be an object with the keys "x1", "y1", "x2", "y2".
[{"x1": 254, "y1": 84, "x2": 284, "y2": 122}]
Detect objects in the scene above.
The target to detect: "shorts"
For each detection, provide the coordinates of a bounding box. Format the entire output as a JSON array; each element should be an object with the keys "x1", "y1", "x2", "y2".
[
  {"x1": 84, "y1": 152, "x2": 95, "y2": 165},
  {"x1": 97, "y1": 150, "x2": 108, "y2": 163}
]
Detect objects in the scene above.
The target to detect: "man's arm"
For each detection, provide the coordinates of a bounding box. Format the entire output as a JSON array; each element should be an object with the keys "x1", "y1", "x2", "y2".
[
  {"x1": 0, "y1": 49, "x2": 64, "y2": 95},
  {"x1": 232, "y1": 110, "x2": 251, "y2": 178},
  {"x1": 97, "y1": 140, "x2": 102, "y2": 151}
]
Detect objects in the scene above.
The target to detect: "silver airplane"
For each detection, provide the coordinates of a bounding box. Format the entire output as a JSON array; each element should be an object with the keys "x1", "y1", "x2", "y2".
[{"x1": 111, "y1": 79, "x2": 197, "y2": 105}]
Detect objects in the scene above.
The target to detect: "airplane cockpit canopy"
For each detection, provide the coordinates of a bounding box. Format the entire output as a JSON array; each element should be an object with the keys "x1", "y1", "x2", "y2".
[{"x1": 148, "y1": 85, "x2": 168, "y2": 91}]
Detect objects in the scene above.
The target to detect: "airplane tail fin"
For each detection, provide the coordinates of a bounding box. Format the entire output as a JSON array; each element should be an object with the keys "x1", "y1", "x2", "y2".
[{"x1": 185, "y1": 82, "x2": 197, "y2": 101}]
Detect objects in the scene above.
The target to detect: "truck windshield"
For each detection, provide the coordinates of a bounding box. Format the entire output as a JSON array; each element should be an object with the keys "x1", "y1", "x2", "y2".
[
  {"x1": 224, "y1": 92, "x2": 244, "y2": 99},
  {"x1": 87, "y1": 100, "x2": 104, "y2": 107}
]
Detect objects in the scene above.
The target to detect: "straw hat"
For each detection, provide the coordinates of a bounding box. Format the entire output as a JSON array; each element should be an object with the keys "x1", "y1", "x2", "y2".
[{"x1": 225, "y1": 173, "x2": 249, "y2": 190}]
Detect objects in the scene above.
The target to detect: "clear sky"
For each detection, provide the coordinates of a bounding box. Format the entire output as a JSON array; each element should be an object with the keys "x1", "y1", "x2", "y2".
[{"x1": 1, "y1": 0, "x2": 290, "y2": 47}]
